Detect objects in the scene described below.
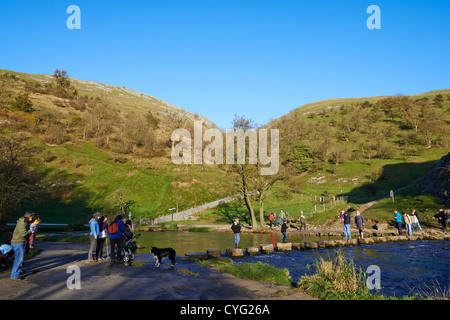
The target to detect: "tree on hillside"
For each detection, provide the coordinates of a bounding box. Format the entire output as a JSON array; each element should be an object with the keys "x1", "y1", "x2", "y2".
[
  {"x1": 229, "y1": 115, "x2": 259, "y2": 228},
  {"x1": 53, "y1": 69, "x2": 71, "y2": 90},
  {"x1": 0, "y1": 135, "x2": 43, "y2": 232}
]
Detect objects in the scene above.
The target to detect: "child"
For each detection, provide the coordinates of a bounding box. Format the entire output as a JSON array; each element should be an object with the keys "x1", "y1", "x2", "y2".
[{"x1": 29, "y1": 217, "x2": 41, "y2": 249}]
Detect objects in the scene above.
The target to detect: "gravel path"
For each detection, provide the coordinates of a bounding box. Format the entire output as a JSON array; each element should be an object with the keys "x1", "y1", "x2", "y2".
[{"x1": 0, "y1": 241, "x2": 315, "y2": 300}]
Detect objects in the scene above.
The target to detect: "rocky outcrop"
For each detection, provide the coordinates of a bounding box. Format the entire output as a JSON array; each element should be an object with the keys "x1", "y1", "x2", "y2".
[{"x1": 419, "y1": 152, "x2": 450, "y2": 204}]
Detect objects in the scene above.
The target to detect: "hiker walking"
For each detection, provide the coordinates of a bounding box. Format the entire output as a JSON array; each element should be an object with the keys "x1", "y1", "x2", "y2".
[
  {"x1": 411, "y1": 210, "x2": 422, "y2": 231},
  {"x1": 231, "y1": 218, "x2": 241, "y2": 248},
  {"x1": 437, "y1": 209, "x2": 447, "y2": 229},
  {"x1": 343, "y1": 210, "x2": 351, "y2": 239},
  {"x1": 300, "y1": 212, "x2": 306, "y2": 230},
  {"x1": 394, "y1": 210, "x2": 403, "y2": 235},
  {"x1": 403, "y1": 212, "x2": 412, "y2": 236},
  {"x1": 279, "y1": 210, "x2": 285, "y2": 225},
  {"x1": 268, "y1": 213, "x2": 274, "y2": 228},
  {"x1": 281, "y1": 220, "x2": 288, "y2": 243},
  {"x1": 355, "y1": 210, "x2": 365, "y2": 239}
]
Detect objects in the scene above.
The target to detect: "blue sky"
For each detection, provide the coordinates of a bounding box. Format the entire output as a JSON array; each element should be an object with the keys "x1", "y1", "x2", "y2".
[{"x1": 1, "y1": 0, "x2": 449, "y2": 129}]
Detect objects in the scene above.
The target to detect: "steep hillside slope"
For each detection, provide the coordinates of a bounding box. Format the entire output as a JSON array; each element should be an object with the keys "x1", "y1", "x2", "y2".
[{"x1": 0, "y1": 69, "x2": 235, "y2": 224}]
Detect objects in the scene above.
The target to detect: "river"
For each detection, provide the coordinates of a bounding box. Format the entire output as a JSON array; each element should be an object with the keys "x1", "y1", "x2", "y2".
[{"x1": 134, "y1": 231, "x2": 450, "y2": 298}]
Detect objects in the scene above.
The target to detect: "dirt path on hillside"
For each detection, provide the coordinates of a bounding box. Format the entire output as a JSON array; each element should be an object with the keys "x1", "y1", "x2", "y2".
[{"x1": 0, "y1": 241, "x2": 315, "y2": 300}]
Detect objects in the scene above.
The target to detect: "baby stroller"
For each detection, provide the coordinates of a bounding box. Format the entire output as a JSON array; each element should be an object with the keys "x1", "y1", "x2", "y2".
[
  {"x1": 122, "y1": 233, "x2": 140, "y2": 263},
  {"x1": 0, "y1": 233, "x2": 14, "y2": 268}
]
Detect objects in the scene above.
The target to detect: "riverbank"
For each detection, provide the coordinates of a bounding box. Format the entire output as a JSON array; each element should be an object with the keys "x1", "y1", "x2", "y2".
[{"x1": 0, "y1": 241, "x2": 315, "y2": 300}]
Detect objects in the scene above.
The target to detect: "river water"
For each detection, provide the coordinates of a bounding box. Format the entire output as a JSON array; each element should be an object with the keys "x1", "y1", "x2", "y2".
[{"x1": 134, "y1": 231, "x2": 450, "y2": 298}]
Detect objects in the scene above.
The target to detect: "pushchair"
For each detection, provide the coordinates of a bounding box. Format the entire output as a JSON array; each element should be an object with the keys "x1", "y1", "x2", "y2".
[
  {"x1": 122, "y1": 233, "x2": 140, "y2": 263},
  {"x1": 0, "y1": 233, "x2": 14, "y2": 268}
]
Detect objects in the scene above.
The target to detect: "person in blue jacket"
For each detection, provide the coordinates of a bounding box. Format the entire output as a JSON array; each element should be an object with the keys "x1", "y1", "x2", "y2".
[
  {"x1": 108, "y1": 215, "x2": 125, "y2": 264},
  {"x1": 88, "y1": 212, "x2": 101, "y2": 262},
  {"x1": 394, "y1": 210, "x2": 403, "y2": 235}
]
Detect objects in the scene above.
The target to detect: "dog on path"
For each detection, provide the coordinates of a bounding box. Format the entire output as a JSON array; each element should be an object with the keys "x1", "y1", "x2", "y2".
[{"x1": 150, "y1": 247, "x2": 176, "y2": 268}]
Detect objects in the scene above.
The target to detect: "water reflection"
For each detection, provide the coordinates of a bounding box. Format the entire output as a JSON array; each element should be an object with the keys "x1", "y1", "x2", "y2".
[{"x1": 135, "y1": 231, "x2": 339, "y2": 255}]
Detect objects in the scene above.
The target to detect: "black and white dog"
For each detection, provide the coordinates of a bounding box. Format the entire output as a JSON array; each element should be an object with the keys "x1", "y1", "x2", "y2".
[{"x1": 150, "y1": 246, "x2": 176, "y2": 268}]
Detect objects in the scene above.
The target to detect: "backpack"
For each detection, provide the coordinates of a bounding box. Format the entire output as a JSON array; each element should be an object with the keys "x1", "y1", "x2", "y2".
[{"x1": 108, "y1": 221, "x2": 119, "y2": 235}]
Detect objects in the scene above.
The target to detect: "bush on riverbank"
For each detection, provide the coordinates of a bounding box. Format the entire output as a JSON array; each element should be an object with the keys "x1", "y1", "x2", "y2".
[{"x1": 297, "y1": 250, "x2": 416, "y2": 300}]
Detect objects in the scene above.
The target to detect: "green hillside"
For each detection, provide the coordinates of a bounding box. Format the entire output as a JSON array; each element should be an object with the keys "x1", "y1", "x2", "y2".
[
  {"x1": 0, "y1": 69, "x2": 236, "y2": 225},
  {"x1": 1, "y1": 68, "x2": 449, "y2": 229}
]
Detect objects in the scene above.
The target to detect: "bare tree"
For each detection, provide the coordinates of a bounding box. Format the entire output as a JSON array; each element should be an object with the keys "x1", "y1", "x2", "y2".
[{"x1": 0, "y1": 135, "x2": 43, "y2": 231}]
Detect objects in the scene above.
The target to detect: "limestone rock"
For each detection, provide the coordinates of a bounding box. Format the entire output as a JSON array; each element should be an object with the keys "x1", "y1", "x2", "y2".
[
  {"x1": 304, "y1": 242, "x2": 319, "y2": 249},
  {"x1": 276, "y1": 242, "x2": 292, "y2": 252},
  {"x1": 225, "y1": 248, "x2": 244, "y2": 257},
  {"x1": 260, "y1": 244, "x2": 274, "y2": 254},
  {"x1": 206, "y1": 249, "x2": 221, "y2": 258},
  {"x1": 246, "y1": 247, "x2": 259, "y2": 255}
]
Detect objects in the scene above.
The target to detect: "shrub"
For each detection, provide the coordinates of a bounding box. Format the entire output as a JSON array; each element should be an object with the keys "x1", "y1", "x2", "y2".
[
  {"x1": 298, "y1": 251, "x2": 378, "y2": 300},
  {"x1": 11, "y1": 92, "x2": 33, "y2": 113}
]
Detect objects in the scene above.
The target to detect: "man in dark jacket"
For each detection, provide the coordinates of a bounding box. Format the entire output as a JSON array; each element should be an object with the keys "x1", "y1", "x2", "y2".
[
  {"x1": 10, "y1": 211, "x2": 35, "y2": 280},
  {"x1": 108, "y1": 215, "x2": 125, "y2": 264},
  {"x1": 437, "y1": 209, "x2": 447, "y2": 229},
  {"x1": 281, "y1": 221, "x2": 288, "y2": 243},
  {"x1": 231, "y1": 218, "x2": 241, "y2": 248},
  {"x1": 354, "y1": 210, "x2": 365, "y2": 239}
]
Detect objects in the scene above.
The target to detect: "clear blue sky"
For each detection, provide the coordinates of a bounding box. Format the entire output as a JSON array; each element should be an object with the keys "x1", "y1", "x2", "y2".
[{"x1": 1, "y1": 0, "x2": 449, "y2": 129}]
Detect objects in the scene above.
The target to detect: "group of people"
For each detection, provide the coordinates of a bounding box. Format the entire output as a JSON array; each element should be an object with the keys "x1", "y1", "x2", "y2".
[
  {"x1": 437, "y1": 209, "x2": 450, "y2": 229},
  {"x1": 7, "y1": 211, "x2": 41, "y2": 281},
  {"x1": 339, "y1": 209, "x2": 365, "y2": 239},
  {"x1": 393, "y1": 210, "x2": 423, "y2": 236},
  {"x1": 88, "y1": 213, "x2": 134, "y2": 264},
  {"x1": 268, "y1": 210, "x2": 288, "y2": 227}
]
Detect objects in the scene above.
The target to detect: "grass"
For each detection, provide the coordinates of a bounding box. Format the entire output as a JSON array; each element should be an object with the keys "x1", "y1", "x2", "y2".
[{"x1": 214, "y1": 261, "x2": 293, "y2": 286}]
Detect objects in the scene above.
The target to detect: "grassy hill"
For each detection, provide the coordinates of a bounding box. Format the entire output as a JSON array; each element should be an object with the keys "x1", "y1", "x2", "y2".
[
  {"x1": 0, "y1": 69, "x2": 237, "y2": 225},
  {"x1": 1, "y1": 68, "x2": 449, "y2": 229}
]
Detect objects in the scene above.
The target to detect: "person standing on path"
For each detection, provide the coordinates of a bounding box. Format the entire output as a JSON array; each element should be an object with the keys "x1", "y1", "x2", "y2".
[
  {"x1": 88, "y1": 212, "x2": 101, "y2": 262},
  {"x1": 279, "y1": 210, "x2": 285, "y2": 225},
  {"x1": 343, "y1": 210, "x2": 351, "y2": 239},
  {"x1": 437, "y1": 209, "x2": 447, "y2": 229},
  {"x1": 268, "y1": 213, "x2": 274, "y2": 228},
  {"x1": 403, "y1": 212, "x2": 412, "y2": 236},
  {"x1": 108, "y1": 215, "x2": 125, "y2": 264},
  {"x1": 10, "y1": 211, "x2": 35, "y2": 281},
  {"x1": 354, "y1": 211, "x2": 364, "y2": 239},
  {"x1": 300, "y1": 213, "x2": 306, "y2": 230},
  {"x1": 394, "y1": 210, "x2": 403, "y2": 235},
  {"x1": 411, "y1": 210, "x2": 422, "y2": 231},
  {"x1": 231, "y1": 218, "x2": 241, "y2": 248},
  {"x1": 28, "y1": 217, "x2": 40, "y2": 249},
  {"x1": 96, "y1": 215, "x2": 108, "y2": 261}
]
